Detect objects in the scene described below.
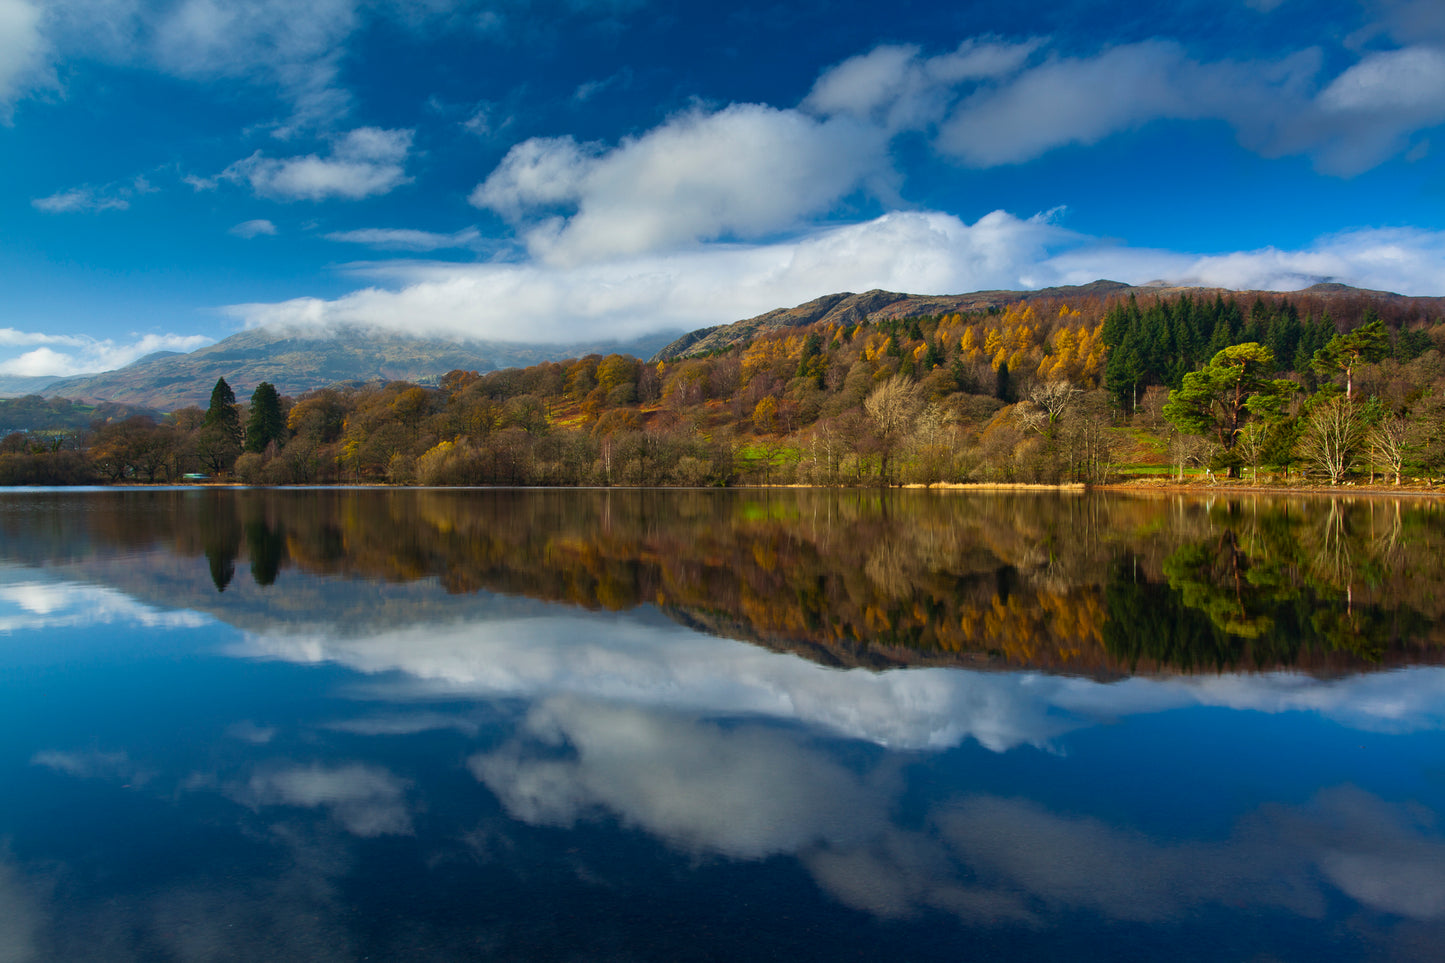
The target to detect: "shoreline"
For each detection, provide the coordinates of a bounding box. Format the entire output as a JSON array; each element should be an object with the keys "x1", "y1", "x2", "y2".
[{"x1": 5, "y1": 478, "x2": 1444, "y2": 500}]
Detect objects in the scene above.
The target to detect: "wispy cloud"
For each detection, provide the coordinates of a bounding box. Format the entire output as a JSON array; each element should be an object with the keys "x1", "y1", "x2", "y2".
[
  {"x1": 212, "y1": 127, "x2": 414, "y2": 201},
  {"x1": 42, "y1": 0, "x2": 360, "y2": 131},
  {"x1": 31, "y1": 174, "x2": 156, "y2": 214},
  {"x1": 32, "y1": 748, "x2": 154, "y2": 785},
  {"x1": 235, "y1": 762, "x2": 412, "y2": 836},
  {"x1": 230, "y1": 218, "x2": 278, "y2": 238},
  {"x1": 805, "y1": 35, "x2": 1445, "y2": 176},
  {"x1": 323, "y1": 226, "x2": 481, "y2": 251},
  {"x1": 0, "y1": 0, "x2": 52, "y2": 119}
]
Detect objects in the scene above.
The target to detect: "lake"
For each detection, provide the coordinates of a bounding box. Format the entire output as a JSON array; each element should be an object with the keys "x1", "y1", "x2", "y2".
[{"x1": 1, "y1": 487, "x2": 1443, "y2": 961}]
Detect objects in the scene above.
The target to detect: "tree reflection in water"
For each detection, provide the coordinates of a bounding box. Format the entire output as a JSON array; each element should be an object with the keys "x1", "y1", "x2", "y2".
[{"x1": 1, "y1": 488, "x2": 1441, "y2": 675}]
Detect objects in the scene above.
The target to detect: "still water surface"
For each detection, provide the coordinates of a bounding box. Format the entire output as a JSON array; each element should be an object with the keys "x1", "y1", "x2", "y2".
[{"x1": 1, "y1": 488, "x2": 1444, "y2": 960}]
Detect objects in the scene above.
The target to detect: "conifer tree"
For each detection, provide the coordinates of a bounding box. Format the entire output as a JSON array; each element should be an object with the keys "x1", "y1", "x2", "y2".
[
  {"x1": 245, "y1": 382, "x2": 284, "y2": 453},
  {"x1": 197, "y1": 377, "x2": 242, "y2": 474}
]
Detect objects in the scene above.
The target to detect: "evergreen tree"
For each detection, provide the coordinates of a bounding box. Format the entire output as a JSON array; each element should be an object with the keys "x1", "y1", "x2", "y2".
[
  {"x1": 197, "y1": 377, "x2": 242, "y2": 475},
  {"x1": 995, "y1": 360, "x2": 1014, "y2": 403},
  {"x1": 1312, "y1": 316, "x2": 1388, "y2": 398},
  {"x1": 245, "y1": 381, "x2": 284, "y2": 453},
  {"x1": 1163, "y1": 343, "x2": 1297, "y2": 476}
]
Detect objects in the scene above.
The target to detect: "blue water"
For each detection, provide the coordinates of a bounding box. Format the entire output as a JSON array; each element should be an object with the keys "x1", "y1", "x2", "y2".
[{"x1": 1, "y1": 489, "x2": 1443, "y2": 961}]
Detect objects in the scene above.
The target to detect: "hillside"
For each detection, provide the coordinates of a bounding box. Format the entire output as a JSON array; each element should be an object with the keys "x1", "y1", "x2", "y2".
[
  {"x1": 651, "y1": 280, "x2": 1445, "y2": 361},
  {"x1": 41, "y1": 326, "x2": 680, "y2": 410}
]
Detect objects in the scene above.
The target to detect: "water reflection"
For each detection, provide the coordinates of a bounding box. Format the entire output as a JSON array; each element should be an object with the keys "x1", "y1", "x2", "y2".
[
  {"x1": 2, "y1": 488, "x2": 1442, "y2": 674},
  {"x1": 2, "y1": 489, "x2": 1445, "y2": 959}
]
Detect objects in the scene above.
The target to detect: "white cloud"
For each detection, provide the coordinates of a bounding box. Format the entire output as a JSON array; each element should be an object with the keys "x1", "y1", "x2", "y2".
[
  {"x1": 803, "y1": 35, "x2": 1445, "y2": 176},
  {"x1": 44, "y1": 0, "x2": 359, "y2": 130},
  {"x1": 224, "y1": 211, "x2": 1445, "y2": 344},
  {"x1": 1301, "y1": 45, "x2": 1445, "y2": 172},
  {"x1": 0, "y1": 0, "x2": 51, "y2": 118},
  {"x1": 0, "y1": 573, "x2": 212, "y2": 631},
  {"x1": 0, "y1": 330, "x2": 214, "y2": 377},
  {"x1": 31, "y1": 173, "x2": 159, "y2": 214},
  {"x1": 230, "y1": 218, "x2": 278, "y2": 238},
  {"x1": 232, "y1": 603, "x2": 1445, "y2": 755},
  {"x1": 31, "y1": 186, "x2": 130, "y2": 213},
  {"x1": 237, "y1": 762, "x2": 412, "y2": 836},
  {"x1": 323, "y1": 711, "x2": 479, "y2": 736},
  {"x1": 803, "y1": 38, "x2": 1041, "y2": 132},
  {"x1": 471, "y1": 104, "x2": 890, "y2": 265},
  {"x1": 470, "y1": 135, "x2": 598, "y2": 218},
  {"x1": 219, "y1": 127, "x2": 414, "y2": 201},
  {"x1": 471, "y1": 696, "x2": 891, "y2": 859},
  {"x1": 323, "y1": 226, "x2": 481, "y2": 251}
]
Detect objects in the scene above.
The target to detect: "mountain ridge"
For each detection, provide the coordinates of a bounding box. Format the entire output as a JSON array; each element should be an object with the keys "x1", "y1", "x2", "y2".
[
  {"x1": 649, "y1": 280, "x2": 1438, "y2": 361},
  {"x1": 41, "y1": 327, "x2": 681, "y2": 410},
  {"x1": 26, "y1": 280, "x2": 1445, "y2": 411}
]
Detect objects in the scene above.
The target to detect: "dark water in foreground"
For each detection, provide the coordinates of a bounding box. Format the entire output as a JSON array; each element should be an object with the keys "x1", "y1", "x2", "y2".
[{"x1": 1, "y1": 487, "x2": 1444, "y2": 961}]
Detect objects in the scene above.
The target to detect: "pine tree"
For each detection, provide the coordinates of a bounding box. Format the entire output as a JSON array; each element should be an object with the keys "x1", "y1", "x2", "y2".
[
  {"x1": 197, "y1": 377, "x2": 242, "y2": 475},
  {"x1": 245, "y1": 382, "x2": 284, "y2": 453}
]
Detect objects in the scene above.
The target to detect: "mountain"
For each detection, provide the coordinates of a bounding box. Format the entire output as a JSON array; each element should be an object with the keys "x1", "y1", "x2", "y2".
[
  {"x1": 650, "y1": 281, "x2": 1136, "y2": 360},
  {"x1": 41, "y1": 327, "x2": 681, "y2": 410},
  {"x1": 0, "y1": 374, "x2": 62, "y2": 399},
  {"x1": 649, "y1": 279, "x2": 1445, "y2": 361}
]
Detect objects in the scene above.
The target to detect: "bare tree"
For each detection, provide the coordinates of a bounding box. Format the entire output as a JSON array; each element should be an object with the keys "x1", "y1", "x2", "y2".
[
  {"x1": 1296, "y1": 395, "x2": 1366, "y2": 485},
  {"x1": 1169, "y1": 432, "x2": 1214, "y2": 482},
  {"x1": 1030, "y1": 380, "x2": 1083, "y2": 426},
  {"x1": 1368, "y1": 413, "x2": 1411, "y2": 485}
]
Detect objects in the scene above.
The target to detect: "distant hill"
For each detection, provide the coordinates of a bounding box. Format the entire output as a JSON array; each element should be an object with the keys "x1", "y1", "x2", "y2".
[
  {"x1": 0, "y1": 374, "x2": 61, "y2": 399},
  {"x1": 41, "y1": 326, "x2": 681, "y2": 410},
  {"x1": 0, "y1": 395, "x2": 161, "y2": 435},
  {"x1": 650, "y1": 280, "x2": 1445, "y2": 361}
]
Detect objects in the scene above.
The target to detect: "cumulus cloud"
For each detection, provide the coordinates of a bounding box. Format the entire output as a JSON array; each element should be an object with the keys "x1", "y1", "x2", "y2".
[
  {"x1": 216, "y1": 127, "x2": 413, "y2": 201},
  {"x1": 471, "y1": 104, "x2": 890, "y2": 265},
  {"x1": 0, "y1": 329, "x2": 213, "y2": 377},
  {"x1": 472, "y1": 697, "x2": 893, "y2": 859},
  {"x1": 461, "y1": 687, "x2": 1445, "y2": 927},
  {"x1": 323, "y1": 226, "x2": 481, "y2": 251},
  {"x1": 224, "y1": 211, "x2": 1445, "y2": 344},
  {"x1": 230, "y1": 218, "x2": 278, "y2": 238}
]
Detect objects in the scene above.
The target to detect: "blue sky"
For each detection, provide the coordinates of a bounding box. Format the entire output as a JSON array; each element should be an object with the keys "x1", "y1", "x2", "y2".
[{"x1": 2, "y1": 0, "x2": 1444, "y2": 376}]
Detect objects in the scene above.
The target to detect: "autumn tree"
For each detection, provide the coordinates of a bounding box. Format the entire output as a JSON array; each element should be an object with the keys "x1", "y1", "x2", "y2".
[{"x1": 864, "y1": 374, "x2": 922, "y2": 484}]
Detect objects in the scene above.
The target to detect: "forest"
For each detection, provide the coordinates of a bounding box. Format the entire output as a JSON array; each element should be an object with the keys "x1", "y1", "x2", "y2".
[{"x1": 2, "y1": 288, "x2": 1444, "y2": 488}]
